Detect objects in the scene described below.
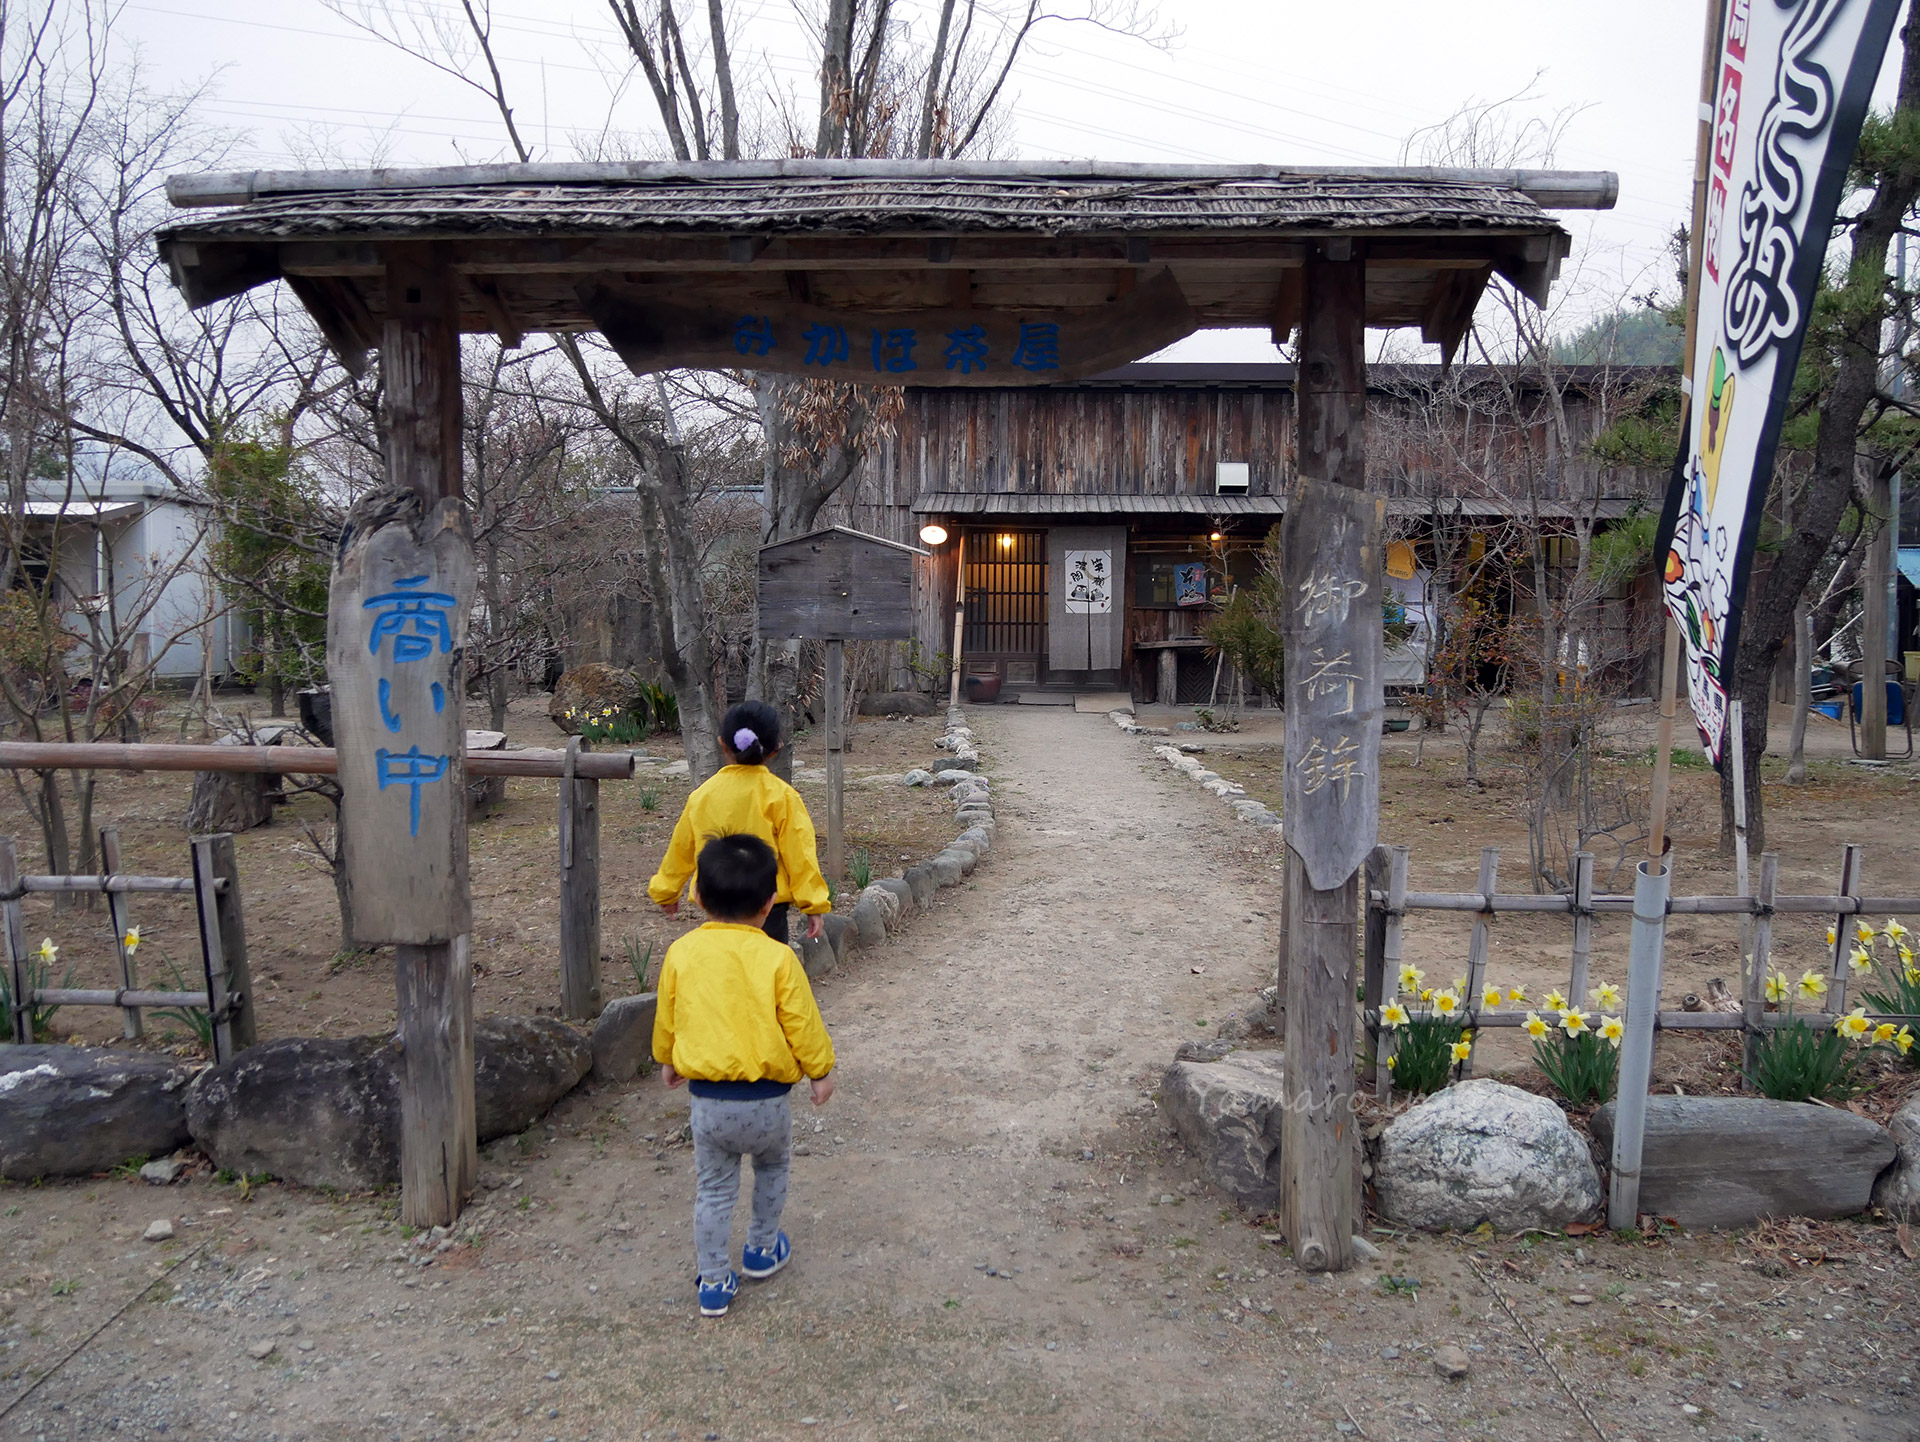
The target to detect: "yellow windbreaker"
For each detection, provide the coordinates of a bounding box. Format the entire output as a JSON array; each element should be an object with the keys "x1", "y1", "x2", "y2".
[
  {"x1": 646, "y1": 764, "x2": 831, "y2": 915},
  {"x1": 651, "y1": 922, "x2": 836, "y2": 1083}
]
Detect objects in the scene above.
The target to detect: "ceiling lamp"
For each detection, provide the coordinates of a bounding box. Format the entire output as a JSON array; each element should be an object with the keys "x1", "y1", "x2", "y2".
[{"x1": 918, "y1": 523, "x2": 949, "y2": 546}]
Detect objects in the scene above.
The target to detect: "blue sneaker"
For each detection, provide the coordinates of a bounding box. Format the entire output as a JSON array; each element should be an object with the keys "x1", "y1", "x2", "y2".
[
  {"x1": 697, "y1": 1270, "x2": 739, "y2": 1317},
  {"x1": 741, "y1": 1232, "x2": 791, "y2": 1279}
]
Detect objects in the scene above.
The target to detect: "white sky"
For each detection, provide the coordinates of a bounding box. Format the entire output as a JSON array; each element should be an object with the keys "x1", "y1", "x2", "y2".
[{"x1": 116, "y1": 0, "x2": 1911, "y2": 362}]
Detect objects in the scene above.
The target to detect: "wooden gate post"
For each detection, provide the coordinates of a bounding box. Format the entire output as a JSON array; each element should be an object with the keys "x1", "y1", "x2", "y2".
[
  {"x1": 824, "y1": 639, "x2": 846, "y2": 882},
  {"x1": 336, "y1": 244, "x2": 477, "y2": 1228},
  {"x1": 1279, "y1": 242, "x2": 1377, "y2": 1274},
  {"x1": 559, "y1": 736, "x2": 603, "y2": 1019},
  {"x1": 190, "y1": 833, "x2": 256, "y2": 1060}
]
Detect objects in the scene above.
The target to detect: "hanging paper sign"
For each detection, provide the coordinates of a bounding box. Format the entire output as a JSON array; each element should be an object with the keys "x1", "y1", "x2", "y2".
[
  {"x1": 1656, "y1": 0, "x2": 1900, "y2": 763},
  {"x1": 327, "y1": 489, "x2": 476, "y2": 946},
  {"x1": 1283, "y1": 477, "x2": 1386, "y2": 890},
  {"x1": 1174, "y1": 562, "x2": 1209, "y2": 607},
  {"x1": 576, "y1": 269, "x2": 1196, "y2": 387}
]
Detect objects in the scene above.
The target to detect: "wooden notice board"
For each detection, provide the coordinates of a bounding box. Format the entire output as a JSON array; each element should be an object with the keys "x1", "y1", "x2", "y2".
[{"x1": 758, "y1": 526, "x2": 929, "y2": 642}]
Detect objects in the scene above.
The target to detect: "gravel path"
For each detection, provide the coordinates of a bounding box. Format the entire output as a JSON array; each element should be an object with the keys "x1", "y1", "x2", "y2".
[{"x1": 2, "y1": 706, "x2": 1915, "y2": 1442}]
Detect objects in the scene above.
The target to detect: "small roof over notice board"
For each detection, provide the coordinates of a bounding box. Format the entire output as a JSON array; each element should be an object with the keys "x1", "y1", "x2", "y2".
[
  {"x1": 156, "y1": 160, "x2": 1616, "y2": 378},
  {"x1": 758, "y1": 525, "x2": 930, "y2": 642}
]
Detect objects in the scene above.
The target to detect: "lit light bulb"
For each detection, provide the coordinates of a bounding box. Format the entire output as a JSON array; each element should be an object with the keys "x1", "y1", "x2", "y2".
[{"x1": 918, "y1": 524, "x2": 948, "y2": 546}]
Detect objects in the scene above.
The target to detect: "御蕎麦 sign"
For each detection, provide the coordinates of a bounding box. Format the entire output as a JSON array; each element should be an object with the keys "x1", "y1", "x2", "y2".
[{"x1": 1657, "y1": 0, "x2": 1900, "y2": 763}]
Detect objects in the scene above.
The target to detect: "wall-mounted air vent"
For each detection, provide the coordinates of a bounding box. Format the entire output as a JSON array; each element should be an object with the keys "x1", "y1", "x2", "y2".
[{"x1": 1215, "y1": 462, "x2": 1250, "y2": 494}]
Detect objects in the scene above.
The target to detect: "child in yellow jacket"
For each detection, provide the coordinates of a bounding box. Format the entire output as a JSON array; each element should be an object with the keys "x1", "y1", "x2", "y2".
[
  {"x1": 654, "y1": 833, "x2": 836, "y2": 1317},
  {"x1": 648, "y1": 701, "x2": 830, "y2": 945}
]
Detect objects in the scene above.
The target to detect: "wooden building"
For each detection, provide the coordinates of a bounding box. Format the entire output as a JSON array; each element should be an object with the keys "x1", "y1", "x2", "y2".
[{"x1": 833, "y1": 360, "x2": 1674, "y2": 703}]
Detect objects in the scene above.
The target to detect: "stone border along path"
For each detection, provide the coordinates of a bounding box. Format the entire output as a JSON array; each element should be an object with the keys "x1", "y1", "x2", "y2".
[
  {"x1": 797, "y1": 704, "x2": 995, "y2": 978},
  {"x1": 1149, "y1": 737, "x2": 1283, "y2": 832}
]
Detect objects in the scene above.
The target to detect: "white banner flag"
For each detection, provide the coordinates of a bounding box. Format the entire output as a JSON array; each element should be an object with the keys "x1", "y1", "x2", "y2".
[{"x1": 1659, "y1": 0, "x2": 1899, "y2": 762}]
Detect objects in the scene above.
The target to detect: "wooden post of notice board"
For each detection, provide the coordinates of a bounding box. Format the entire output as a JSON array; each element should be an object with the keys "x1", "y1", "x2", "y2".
[
  {"x1": 326, "y1": 244, "x2": 479, "y2": 1229},
  {"x1": 1279, "y1": 242, "x2": 1379, "y2": 1274},
  {"x1": 758, "y1": 526, "x2": 929, "y2": 887}
]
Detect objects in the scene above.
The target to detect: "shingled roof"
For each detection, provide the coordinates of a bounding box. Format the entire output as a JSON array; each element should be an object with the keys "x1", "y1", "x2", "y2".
[{"x1": 157, "y1": 160, "x2": 1618, "y2": 379}]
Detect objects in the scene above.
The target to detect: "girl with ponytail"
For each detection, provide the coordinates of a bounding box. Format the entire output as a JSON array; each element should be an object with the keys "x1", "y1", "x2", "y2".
[{"x1": 647, "y1": 701, "x2": 830, "y2": 944}]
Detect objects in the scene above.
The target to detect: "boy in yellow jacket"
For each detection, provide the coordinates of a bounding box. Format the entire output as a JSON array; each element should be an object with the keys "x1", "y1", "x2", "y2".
[
  {"x1": 649, "y1": 701, "x2": 831, "y2": 945},
  {"x1": 653, "y1": 832, "x2": 836, "y2": 1317}
]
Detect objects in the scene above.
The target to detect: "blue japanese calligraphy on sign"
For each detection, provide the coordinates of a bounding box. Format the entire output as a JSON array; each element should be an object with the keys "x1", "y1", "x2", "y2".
[
  {"x1": 1011, "y1": 321, "x2": 1060, "y2": 372},
  {"x1": 326, "y1": 493, "x2": 476, "y2": 945},
  {"x1": 869, "y1": 326, "x2": 918, "y2": 373},
  {"x1": 376, "y1": 745, "x2": 452, "y2": 838},
  {"x1": 944, "y1": 325, "x2": 990, "y2": 374},
  {"x1": 733, "y1": 314, "x2": 776, "y2": 357},
  {"x1": 365, "y1": 575, "x2": 457, "y2": 663},
  {"x1": 802, "y1": 323, "x2": 851, "y2": 367}
]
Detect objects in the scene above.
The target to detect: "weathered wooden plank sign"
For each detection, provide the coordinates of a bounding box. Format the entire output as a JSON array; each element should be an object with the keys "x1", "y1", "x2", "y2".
[
  {"x1": 1282, "y1": 474, "x2": 1385, "y2": 891},
  {"x1": 327, "y1": 488, "x2": 476, "y2": 945},
  {"x1": 758, "y1": 525, "x2": 926, "y2": 641},
  {"x1": 579, "y1": 268, "x2": 1195, "y2": 386}
]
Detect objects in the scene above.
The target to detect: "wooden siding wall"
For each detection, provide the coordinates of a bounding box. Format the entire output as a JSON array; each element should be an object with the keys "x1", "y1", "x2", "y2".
[{"x1": 823, "y1": 378, "x2": 1672, "y2": 690}]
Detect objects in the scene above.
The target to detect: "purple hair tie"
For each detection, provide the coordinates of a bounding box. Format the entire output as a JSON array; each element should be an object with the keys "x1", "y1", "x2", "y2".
[{"x1": 733, "y1": 727, "x2": 759, "y2": 752}]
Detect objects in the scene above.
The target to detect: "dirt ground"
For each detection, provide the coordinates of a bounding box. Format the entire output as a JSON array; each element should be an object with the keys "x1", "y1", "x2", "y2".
[
  {"x1": 3, "y1": 703, "x2": 1918, "y2": 1442},
  {"x1": 0, "y1": 698, "x2": 957, "y2": 1051}
]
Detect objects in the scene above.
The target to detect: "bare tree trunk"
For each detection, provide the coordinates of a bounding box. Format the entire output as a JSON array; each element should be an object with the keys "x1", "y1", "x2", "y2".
[{"x1": 1787, "y1": 599, "x2": 1811, "y2": 783}]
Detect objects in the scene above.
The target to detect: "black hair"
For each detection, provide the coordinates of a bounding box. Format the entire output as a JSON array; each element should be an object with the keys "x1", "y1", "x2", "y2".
[
  {"x1": 696, "y1": 833, "x2": 779, "y2": 922},
  {"x1": 720, "y1": 699, "x2": 781, "y2": 766}
]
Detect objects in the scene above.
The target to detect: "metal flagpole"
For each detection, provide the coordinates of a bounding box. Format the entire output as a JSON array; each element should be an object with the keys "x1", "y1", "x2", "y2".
[{"x1": 1649, "y1": 0, "x2": 1728, "y2": 858}]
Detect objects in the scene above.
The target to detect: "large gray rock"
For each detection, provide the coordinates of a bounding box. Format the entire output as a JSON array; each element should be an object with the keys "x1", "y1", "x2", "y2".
[
  {"x1": 1873, "y1": 1095, "x2": 1920, "y2": 1220},
  {"x1": 956, "y1": 827, "x2": 991, "y2": 853},
  {"x1": 927, "y1": 854, "x2": 963, "y2": 888},
  {"x1": 187, "y1": 1036, "x2": 400, "y2": 1190},
  {"x1": 822, "y1": 913, "x2": 852, "y2": 966},
  {"x1": 873, "y1": 878, "x2": 914, "y2": 916},
  {"x1": 1158, "y1": 1050, "x2": 1289, "y2": 1208},
  {"x1": 940, "y1": 846, "x2": 977, "y2": 876},
  {"x1": 589, "y1": 993, "x2": 658, "y2": 1085},
  {"x1": 1591, "y1": 1095, "x2": 1896, "y2": 1228},
  {"x1": 857, "y1": 691, "x2": 935, "y2": 717},
  {"x1": 475, "y1": 1016, "x2": 591, "y2": 1140},
  {"x1": 849, "y1": 894, "x2": 887, "y2": 948},
  {"x1": 188, "y1": 1016, "x2": 592, "y2": 1190},
  {"x1": 1376, "y1": 1079, "x2": 1602, "y2": 1232},
  {"x1": 903, "y1": 866, "x2": 934, "y2": 909},
  {"x1": 797, "y1": 932, "x2": 836, "y2": 979},
  {"x1": 1, "y1": 1046, "x2": 196, "y2": 1180}
]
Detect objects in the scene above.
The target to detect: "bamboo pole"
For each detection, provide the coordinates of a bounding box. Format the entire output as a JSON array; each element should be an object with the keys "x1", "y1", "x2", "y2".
[
  {"x1": 100, "y1": 829, "x2": 142, "y2": 1040},
  {"x1": 1608, "y1": 859, "x2": 1673, "y2": 1230},
  {"x1": 948, "y1": 532, "x2": 966, "y2": 708}
]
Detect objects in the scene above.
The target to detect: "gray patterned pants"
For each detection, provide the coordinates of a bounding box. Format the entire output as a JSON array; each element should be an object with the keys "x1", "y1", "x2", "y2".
[{"x1": 690, "y1": 1092, "x2": 792, "y2": 1284}]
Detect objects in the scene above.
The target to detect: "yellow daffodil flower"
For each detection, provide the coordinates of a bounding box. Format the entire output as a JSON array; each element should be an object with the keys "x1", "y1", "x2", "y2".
[
  {"x1": 1826, "y1": 926, "x2": 1838, "y2": 948},
  {"x1": 1398, "y1": 964, "x2": 1425, "y2": 991},
  {"x1": 122, "y1": 926, "x2": 141, "y2": 952},
  {"x1": 1380, "y1": 1001, "x2": 1409, "y2": 1028},
  {"x1": 1835, "y1": 1008, "x2": 1870, "y2": 1040},
  {"x1": 1906, "y1": 964, "x2": 1920, "y2": 986},
  {"x1": 1544, "y1": 989, "x2": 1568, "y2": 1012},
  {"x1": 1873, "y1": 1022, "x2": 1898, "y2": 1044},
  {"x1": 1506, "y1": 986, "x2": 1527, "y2": 1003},
  {"x1": 1764, "y1": 973, "x2": 1789, "y2": 1003},
  {"x1": 36, "y1": 937, "x2": 56, "y2": 964},
  {"x1": 1450, "y1": 1038, "x2": 1473, "y2": 1063},
  {"x1": 1855, "y1": 919, "x2": 1877, "y2": 945},
  {"x1": 1432, "y1": 989, "x2": 1461, "y2": 1017},
  {"x1": 1599, "y1": 1015, "x2": 1624, "y2": 1044},
  {"x1": 1419, "y1": 988, "x2": 1434, "y2": 1003},
  {"x1": 1900, "y1": 941, "x2": 1916, "y2": 964},
  {"x1": 1560, "y1": 1009, "x2": 1590, "y2": 1037},
  {"x1": 1452, "y1": 976, "x2": 1467, "y2": 996},
  {"x1": 1481, "y1": 986, "x2": 1503, "y2": 1009},
  {"x1": 1884, "y1": 918, "x2": 1909, "y2": 942},
  {"x1": 1848, "y1": 947, "x2": 1874, "y2": 978},
  {"x1": 1387, "y1": 1054, "x2": 1397, "y2": 1069},
  {"x1": 1523, "y1": 1011, "x2": 1550, "y2": 1039},
  {"x1": 1797, "y1": 969, "x2": 1828, "y2": 1001},
  {"x1": 1590, "y1": 981, "x2": 1622, "y2": 1009},
  {"x1": 1896, "y1": 1027, "x2": 1915, "y2": 1056}
]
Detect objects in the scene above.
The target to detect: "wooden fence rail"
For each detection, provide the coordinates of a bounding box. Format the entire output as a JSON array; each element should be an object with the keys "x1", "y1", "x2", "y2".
[
  {"x1": 5, "y1": 829, "x2": 253, "y2": 1060},
  {"x1": 0, "y1": 736, "x2": 638, "y2": 1023}
]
